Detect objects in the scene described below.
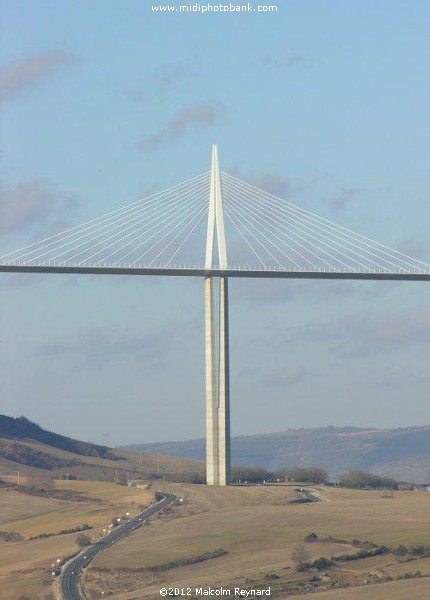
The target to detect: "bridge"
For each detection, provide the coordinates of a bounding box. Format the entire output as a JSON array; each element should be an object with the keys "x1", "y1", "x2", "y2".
[{"x1": 1, "y1": 145, "x2": 429, "y2": 484}]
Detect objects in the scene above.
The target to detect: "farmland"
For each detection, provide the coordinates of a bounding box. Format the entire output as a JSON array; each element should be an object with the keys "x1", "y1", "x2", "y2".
[
  {"x1": 82, "y1": 482, "x2": 430, "y2": 599},
  {"x1": 0, "y1": 477, "x2": 153, "y2": 599},
  {"x1": 1, "y1": 477, "x2": 430, "y2": 598}
]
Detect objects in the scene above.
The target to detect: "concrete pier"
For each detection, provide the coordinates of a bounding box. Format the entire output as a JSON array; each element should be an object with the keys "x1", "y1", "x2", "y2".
[
  {"x1": 217, "y1": 276, "x2": 231, "y2": 485},
  {"x1": 205, "y1": 275, "x2": 231, "y2": 485},
  {"x1": 205, "y1": 276, "x2": 218, "y2": 485}
]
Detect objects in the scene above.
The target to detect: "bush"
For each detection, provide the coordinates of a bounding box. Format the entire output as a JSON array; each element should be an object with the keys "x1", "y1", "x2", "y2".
[
  {"x1": 333, "y1": 546, "x2": 389, "y2": 562},
  {"x1": 30, "y1": 524, "x2": 92, "y2": 540},
  {"x1": 0, "y1": 530, "x2": 24, "y2": 542},
  {"x1": 393, "y1": 544, "x2": 408, "y2": 556},
  {"x1": 291, "y1": 544, "x2": 310, "y2": 569},
  {"x1": 310, "y1": 557, "x2": 334, "y2": 570},
  {"x1": 75, "y1": 533, "x2": 91, "y2": 547}
]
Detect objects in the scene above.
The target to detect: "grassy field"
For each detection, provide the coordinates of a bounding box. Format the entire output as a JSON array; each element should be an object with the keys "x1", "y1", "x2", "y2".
[
  {"x1": 0, "y1": 479, "x2": 153, "y2": 600},
  {"x1": 0, "y1": 431, "x2": 203, "y2": 599},
  {"x1": 2, "y1": 477, "x2": 430, "y2": 599},
  {"x1": 289, "y1": 578, "x2": 430, "y2": 599},
  {"x1": 83, "y1": 483, "x2": 430, "y2": 599}
]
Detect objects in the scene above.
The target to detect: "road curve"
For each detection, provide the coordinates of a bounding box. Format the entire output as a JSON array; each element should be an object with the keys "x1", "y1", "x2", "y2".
[{"x1": 60, "y1": 491, "x2": 177, "y2": 600}]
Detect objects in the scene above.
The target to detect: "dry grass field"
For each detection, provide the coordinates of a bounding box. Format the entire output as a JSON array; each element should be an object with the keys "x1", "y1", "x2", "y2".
[
  {"x1": 2, "y1": 476, "x2": 429, "y2": 599},
  {"x1": 82, "y1": 483, "x2": 430, "y2": 599},
  {"x1": 0, "y1": 479, "x2": 153, "y2": 600},
  {"x1": 289, "y1": 578, "x2": 430, "y2": 599}
]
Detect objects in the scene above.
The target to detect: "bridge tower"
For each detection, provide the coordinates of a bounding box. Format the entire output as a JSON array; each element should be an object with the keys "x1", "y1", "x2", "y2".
[{"x1": 205, "y1": 144, "x2": 231, "y2": 486}]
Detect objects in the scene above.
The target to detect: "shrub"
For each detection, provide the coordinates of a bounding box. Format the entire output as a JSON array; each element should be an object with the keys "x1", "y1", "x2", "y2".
[
  {"x1": 333, "y1": 546, "x2": 389, "y2": 562},
  {"x1": 291, "y1": 544, "x2": 310, "y2": 569},
  {"x1": 310, "y1": 557, "x2": 334, "y2": 570},
  {"x1": 76, "y1": 533, "x2": 91, "y2": 547}
]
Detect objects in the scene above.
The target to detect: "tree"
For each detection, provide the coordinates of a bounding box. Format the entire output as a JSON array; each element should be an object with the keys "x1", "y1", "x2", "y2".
[
  {"x1": 337, "y1": 471, "x2": 398, "y2": 490},
  {"x1": 291, "y1": 544, "x2": 310, "y2": 570},
  {"x1": 287, "y1": 467, "x2": 328, "y2": 484},
  {"x1": 231, "y1": 466, "x2": 275, "y2": 484},
  {"x1": 26, "y1": 475, "x2": 55, "y2": 495},
  {"x1": 76, "y1": 533, "x2": 91, "y2": 547}
]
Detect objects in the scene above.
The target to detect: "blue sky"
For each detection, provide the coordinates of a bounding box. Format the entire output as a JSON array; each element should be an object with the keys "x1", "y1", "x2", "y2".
[{"x1": 1, "y1": 1, "x2": 429, "y2": 446}]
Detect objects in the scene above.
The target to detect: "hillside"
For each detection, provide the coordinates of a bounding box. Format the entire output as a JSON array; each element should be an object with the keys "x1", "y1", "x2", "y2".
[
  {"x1": 123, "y1": 426, "x2": 430, "y2": 482},
  {"x1": 0, "y1": 415, "x2": 119, "y2": 460},
  {"x1": 0, "y1": 415, "x2": 204, "y2": 481}
]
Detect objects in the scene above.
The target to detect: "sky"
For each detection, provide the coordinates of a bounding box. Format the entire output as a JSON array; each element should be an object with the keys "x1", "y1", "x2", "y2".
[{"x1": 0, "y1": 0, "x2": 429, "y2": 447}]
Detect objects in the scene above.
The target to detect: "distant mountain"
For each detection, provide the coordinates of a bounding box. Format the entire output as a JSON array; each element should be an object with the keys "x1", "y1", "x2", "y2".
[{"x1": 123, "y1": 426, "x2": 430, "y2": 482}]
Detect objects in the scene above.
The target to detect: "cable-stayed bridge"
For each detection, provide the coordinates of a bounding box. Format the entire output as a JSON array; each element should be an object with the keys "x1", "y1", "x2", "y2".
[
  {"x1": 1, "y1": 146, "x2": 429, "y2": 485},
  {"x1": 1, "y1": 155, "x2": 429, "y2": 280}
]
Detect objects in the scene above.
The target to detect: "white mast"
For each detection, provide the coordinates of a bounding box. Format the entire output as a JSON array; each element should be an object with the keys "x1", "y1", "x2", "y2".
[{"x1": 205, "y1": 144, "x2": 231, "y2": 485}]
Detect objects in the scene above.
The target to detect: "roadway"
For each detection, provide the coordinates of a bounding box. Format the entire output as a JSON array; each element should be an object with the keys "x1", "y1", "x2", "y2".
[
  {"x1": 1, "y1": 263, "x2": 429, "y2": 281},
  {"x1": 60, "y1": 491, "x2": 177, "y2": 600},
  {"x1": 289, "y1": 488, "x2": 322, "y2": 504}
]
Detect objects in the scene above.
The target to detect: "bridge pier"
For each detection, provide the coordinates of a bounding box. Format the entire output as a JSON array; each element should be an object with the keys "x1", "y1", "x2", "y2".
[{"x1": 205, "y1": 276, "x2": 231, "y2": 485}]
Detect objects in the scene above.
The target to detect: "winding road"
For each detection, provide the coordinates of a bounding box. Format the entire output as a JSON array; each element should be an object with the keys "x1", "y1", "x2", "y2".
[{"x1": 60, "y1": 491, "x2": 177, "y2": 600}]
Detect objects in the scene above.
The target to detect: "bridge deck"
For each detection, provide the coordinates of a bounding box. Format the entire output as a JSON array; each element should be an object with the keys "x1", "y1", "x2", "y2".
[{"x1": 1, "y1": 264, "x2": 429, "y2": 281}]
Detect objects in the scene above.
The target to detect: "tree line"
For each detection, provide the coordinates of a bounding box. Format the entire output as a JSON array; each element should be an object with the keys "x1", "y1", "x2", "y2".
[
  {"x1": 231, "y1": 467, "x2": 398, "y2": 488},
  {"x1": 161, "y1": 466, "x2": 399, "y2": 488}
]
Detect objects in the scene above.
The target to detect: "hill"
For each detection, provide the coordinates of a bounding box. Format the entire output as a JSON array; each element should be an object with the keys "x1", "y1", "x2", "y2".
[
  {"x1": 0, "y1": 414, "x2": 119, "y2": 460},
  {"x1": 0, "y1": 415, "x2": 204, "y2": 481},
  {"x1": 123, "y1": 425, "x2": 430, "y2": 483}
]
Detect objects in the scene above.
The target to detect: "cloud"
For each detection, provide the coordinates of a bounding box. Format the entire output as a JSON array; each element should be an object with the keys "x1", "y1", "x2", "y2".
[
  {"x1": 226, "y1": 166, "x2": 312, "y2": 202},
  {"x1": 324, "y1": 186, "x2": 362, "y2": 212},
  {"x1": 395, "y1": 237, "x2": 430, "y2": 265},
  {"x1": 155, "y1": 63, "x2": 190, "y2": 95},
  {"x1": 232, "y1": 278, "x2": 362, "y2": 306},
  {"x1": 0, "y1": 272, "x2": 48, "y2": 288},
  {"x1": 0, "y1": 179, "x2": 78, "y2": 235},
  {"x1": 263, "y1": 53, "x2": 307, "y2": 69},
  {"x1": 288, "y1": 307, "x2": 430, "y2": 356},
  {"x1": 233, "y1": 279, "x2": 296, "y2": 305},
  {"x1": 238, "y1": 363, "x2": 306, "y2": 386},
  {"x1": 127, "y1": 62, "x2": 191, "y2": 103},
  {"x1": 264, "y1": 365, "x2": 306, "y2": 386},
  {"x1": 246, "y1": 172, "x2": 292, "y2": 198},
  {"x1": 139, "y1": 100, "x2": 227, "y2": 152},
  {"x1": 370, "y1": 308, "x2": 430, "y2": 346},
  {"x1": 0, "y1": 50, "x2": 77, "y2": 102},
  {"x1": 36, "y1": 327, "x2": 178, "y2": 370}
]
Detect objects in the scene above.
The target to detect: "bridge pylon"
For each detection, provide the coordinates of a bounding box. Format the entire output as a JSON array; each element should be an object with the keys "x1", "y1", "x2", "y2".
[{"x1": 205, "y1": 145, "x2": 231, "y2": 486}]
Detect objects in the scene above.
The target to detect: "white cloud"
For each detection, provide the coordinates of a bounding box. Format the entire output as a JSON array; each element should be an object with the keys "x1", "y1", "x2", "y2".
[{"x1": 0, "y1": 50, "x2": 77, "y2": 102}]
